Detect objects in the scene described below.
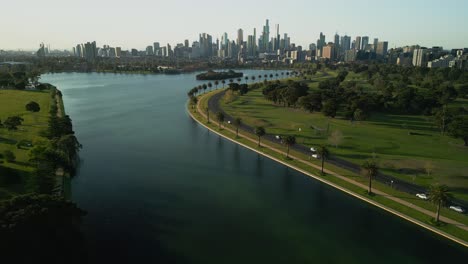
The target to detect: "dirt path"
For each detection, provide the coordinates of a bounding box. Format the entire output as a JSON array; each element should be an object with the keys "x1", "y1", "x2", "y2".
[{"x1": 193, "y1": 91, "x2": 468, "y2": 246}]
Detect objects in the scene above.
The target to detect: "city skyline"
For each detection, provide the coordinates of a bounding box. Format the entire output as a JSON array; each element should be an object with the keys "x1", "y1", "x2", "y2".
[{"x1": 2, "y1": 0, "x2": 468, "y2": 51}]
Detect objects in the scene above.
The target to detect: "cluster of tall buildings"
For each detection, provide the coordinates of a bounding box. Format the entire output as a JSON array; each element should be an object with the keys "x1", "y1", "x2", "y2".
[
  {"x1": 63, "y1": 19, "x2": 467, "y2": 69},
  {"x1": 313, "y1": 32, "x2": 388, "y2": 62}
]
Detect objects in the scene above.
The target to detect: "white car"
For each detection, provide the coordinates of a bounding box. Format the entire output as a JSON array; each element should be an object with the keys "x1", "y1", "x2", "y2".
[
  {"x1": 275, "y1": 135, "x2": 281, "y2": 140},
  {"x1": 416, "y1": 193, "x2": 428, "y2": 200},
  {"x1": 310, "y1": 147, "x2": 316, "y2": 152},
  {"x1": 227, "y1": 121, "x2": 231, "y2": 124},
  {"x1": 312, "y1": 154, "x2": 321, "y2": 159},
  {"x1": 449, "y1": 206, "x2": 465, "y2": 213}
]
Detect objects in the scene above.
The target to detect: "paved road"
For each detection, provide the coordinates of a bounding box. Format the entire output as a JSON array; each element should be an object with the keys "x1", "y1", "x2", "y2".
[{"x1": 208, "y1": 89, "x2": 468, "y2": 209}]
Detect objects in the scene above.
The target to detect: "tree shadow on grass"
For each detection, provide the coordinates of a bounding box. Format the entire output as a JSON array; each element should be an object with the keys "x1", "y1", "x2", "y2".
[{"x1": 0, "y1": 137, "x2": 17, "y2": 145}]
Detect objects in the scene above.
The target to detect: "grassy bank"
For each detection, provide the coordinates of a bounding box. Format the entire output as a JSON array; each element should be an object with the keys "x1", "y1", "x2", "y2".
[
  {"x1": 192, "y1": 89, "x2": 468, "y2": 246},
  {"x1": 0, "y1": 89, "x2": 53, "y2": 199},
  {"x1": 220, "y1": 72, "x2": 468, "y2": 201}
]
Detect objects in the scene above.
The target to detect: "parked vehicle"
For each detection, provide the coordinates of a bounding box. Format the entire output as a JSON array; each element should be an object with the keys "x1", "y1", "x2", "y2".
[
  {"x1": 449, "y1": 205, "x2": 465, "y2": 213},
  {"x1": 416, "y1": 193, "x2": 428, "y2": 200}
]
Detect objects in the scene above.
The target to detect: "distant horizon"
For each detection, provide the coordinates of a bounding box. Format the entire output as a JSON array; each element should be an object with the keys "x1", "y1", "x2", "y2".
[{"x1": 2, "y1": 0, "x2": 468, "y2": 51}]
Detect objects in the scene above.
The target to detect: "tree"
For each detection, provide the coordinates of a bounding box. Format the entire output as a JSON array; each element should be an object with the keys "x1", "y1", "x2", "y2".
[
  {"x1": 222, "y1": 80, "x2": 226, "y2": 88},
  {"x1": 234, "y1": 117, "x2": 242, "y2": 137},
  {"x1": 214, "y1": 80, "x2": 219, "y2": 89},
  {"x1": 202, "y1": 84, "x2": 208, "y2": 93},
  {"x1": 361, "y1": 160, "x2": 379, "y2": 194},
  {"x1": 428, "y1": 184, "x2": 452, "y2": 222},
  {"x1": 245, "y1": 76, "x2": 249, "y2": 83},
  {"x1": 328, "y1": 130, "x2": 344, "y2": 148},
  {"x1": 284, "y1": 135, "x2": 296, "y2": 158},
  {"x1": 424, "y1": 161, "x2": 435, "y2": 176},
  {"x1": 317, "y1": 145, "x2": 329, "y2": 175},
  {"x1": 208, "y1": 82, "x2": 213, "y2": 91},
  {"x1": 0, "y1": 194, "x2": 87, "y2": 263},
  {"x1": 322, "y1": 99, "x2": 338, "y2": 118},
  {"x1": 255, "y1": 126, "x2": 266, "y2": 147},
  {"x1": 447, "y1": 115, "x2": 468, "y2": 146},
  {"x1": 3, "y1": 150, "x2": 15, "y2": 162},
  {"x1": 25, "y1": 101, "x2": 40, "y2": 112},
  {"x1": 216, "y1": 111, "x2": 225, "y2": 129},
  {"x1": 3, "y1": 116, "x2": 24, "y2": 131},
  {"x1": 190, "y1": 96, "x2": 198, "y2": 110}
]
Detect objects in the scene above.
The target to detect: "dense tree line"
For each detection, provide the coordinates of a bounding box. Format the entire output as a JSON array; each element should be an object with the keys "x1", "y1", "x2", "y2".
[{"x1": 261, "y1": 65, "x2": 468, "y2": 146}]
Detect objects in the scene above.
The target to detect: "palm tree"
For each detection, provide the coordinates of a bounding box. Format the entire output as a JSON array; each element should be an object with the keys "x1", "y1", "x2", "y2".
[
  {"x1": 269, "y1": 74, "x2": 274, "y2": 80},
  {"x1": 275, "y1": 73, "x2": 279, "y2": 79},
  {"x1": 252, "y1": 76, "x2": 256, "y2": 83},
  {"x1": 208, "y1": 82, "x2": 213, "y2": 91},
  {"x1": 258, "y1": 75, "x2": 262, "y2": 80},
  {"x1": 214, "y1": 80, "x2": 219, "y2": 89},
  {"x1": 361, "y1": 160, "x2": 379, "y2": 194},
  {"x1": 245, "y1": 76, "x2": 249, "y2": 83},
  {"x1": 237, "y1": 78, "x2": 242, "y2": 83},
  {"x1": 229, "y1": 79, "x2": 234, "y2": 84},
  {"x1": 264, "y1": 74, "x2": 268, "y2": 79},
  {"x1": 255, "y1": 126, "x2": 266, "y2": 147},
  {"x1": 428, "y1": 184, "x2": 452, "y2": 222},
  {"x1": 284, "y1": 135, "x2": 296, "y2": 158},
  {"x1": 202, "y1": 84, "x2": 208, "y2": 93},
  {"x1": 234, "y1": 117, "x2": 242, "y2": 137},
  {"x1": 317, "y1": 145, "x2": 329, "y2": 175},
  {"x1": 221, "y1": 80, "x2": 226, "y2": 88},
  {"x1": 216, "y1": 111, "x2": 225, "y2": 129},
  {"x1": 190, "y1": 96, "x2": 198, "y2": 110}
]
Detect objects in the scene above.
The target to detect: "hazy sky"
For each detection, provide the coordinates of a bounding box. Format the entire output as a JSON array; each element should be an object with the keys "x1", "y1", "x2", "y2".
[{"x1": 2, "y1": 0, "x2": 468, "y2": 51}]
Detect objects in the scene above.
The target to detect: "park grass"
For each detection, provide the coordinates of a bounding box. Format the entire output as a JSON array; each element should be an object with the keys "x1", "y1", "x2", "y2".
[
  {"x1": 0, "y1": 89, "x2": 52, "y2": 199},
  {"x1": 191, "y1": 93, "x2": 468, "y2": 245},
  {"x1": 219, "y1": 75, "x2": 468, "y2": 201}
]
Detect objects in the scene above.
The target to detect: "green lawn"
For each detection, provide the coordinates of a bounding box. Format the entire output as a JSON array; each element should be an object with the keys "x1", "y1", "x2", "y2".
[
  {"x1": 220, "y1": 75, "x2": 468, "y2": 201},
  {"x1": 0, "y1": 89, "x2": 52, "y2": 199}
]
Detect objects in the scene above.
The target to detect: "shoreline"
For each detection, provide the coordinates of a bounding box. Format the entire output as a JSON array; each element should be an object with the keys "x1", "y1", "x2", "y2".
[{"x1": 187, "y1": 92, "x2": 468, "y2": 248}]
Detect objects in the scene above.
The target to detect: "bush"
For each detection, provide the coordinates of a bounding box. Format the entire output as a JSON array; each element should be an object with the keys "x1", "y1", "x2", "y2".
[{"x1": 25, "y1": 101, "x2": 41, "y2": 112}]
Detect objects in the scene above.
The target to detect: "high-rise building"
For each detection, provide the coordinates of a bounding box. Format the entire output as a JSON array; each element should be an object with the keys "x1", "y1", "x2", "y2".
[
  {"x1": 341, "y1": 35, "x2": 351, "y2": 51},
  {"x1": 184, "y1": 39, "x2": 189, "y2": 48},
  {"x1": 262, "y1": 19, "x2": 270, "y2": 52},
  {"x1": 84, "y1": 41, "x2": 97, "y2": 61},
  {"x1": 334, "y1": 33, "x2": 340, "y2": 47},
  {"x1": 199, "y1": 33, "x2": 213, "y2": 58},
  {"x1": 376, "y1": 41, "x2": 388, "y2": 57},
  {"x1": 146, "y1": 46, "x2": 154, "y2": 55},
  {"x1": 361, "y1": 36, "x2": 369, "y2": 50},
  {"x1": 317, "y1": 32, "x2": 326, "y2": 54},
  {"x1": 355, "y1": 36, "x2": 362, "y2": 50},
  {"x1": 322, "y1": 44, "x2": 336, "y2": 60},
  {"x1": 237, "y1": 29, "x2": 243, "y2": 46},
  {"x1": 373, "y1": 38, "x2": 379, "y2": 52},
  {"x1": 413, "y1": 48, "x2": 428, "y2": 67},
  {"x1": 116, "y1": 47, "x2": 121, "y2": 58}
]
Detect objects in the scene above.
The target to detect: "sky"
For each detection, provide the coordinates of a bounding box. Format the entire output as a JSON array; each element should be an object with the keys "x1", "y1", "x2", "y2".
[{"x1": 2, "y1": 0, "x2": 468, "y2": 51}]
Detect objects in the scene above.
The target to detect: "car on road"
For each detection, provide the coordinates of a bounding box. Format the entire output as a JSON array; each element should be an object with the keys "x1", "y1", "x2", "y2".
[
  {"x1": 310, "y1": 147, "x2": 316, "y2": 152},
  {"x1": 416, "y1": 193, "x2": 428, "y2": 200},
  {"x1": 275, "y1": 135, "x2": 281, "y2": 140},
  {"x1": 312, "y1": 154, "x2": 320, "y2": 159},
  {"x1": 449, "y1": 205, "x2": 465, "y2": 213}
]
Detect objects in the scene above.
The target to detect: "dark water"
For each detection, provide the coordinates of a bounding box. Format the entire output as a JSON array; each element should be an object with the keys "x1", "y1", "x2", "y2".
[{"x1": 42, "y1": 72, "x2": 467, "y2": 263}]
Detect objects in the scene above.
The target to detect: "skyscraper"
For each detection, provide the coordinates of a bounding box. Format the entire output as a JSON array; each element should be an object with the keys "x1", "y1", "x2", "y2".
[
  {"x1": 341, "y1": 35, "x2": 351, "y2": 51},
  {"x1": 361, "y1": 36, "x2": 369, "y2": 50},
  {"x1": 334, "y1": 33, "x2": 340, "y2": 47},
  {"x1": 373, "y1": 38, "x2": 379, "y2": 52},
  {"x1": 237, "y1": 29, "x2": 243, "y2": 46},
  {"x1": 355, "y1": 36, "x2": 362, "y2": 50},
  {"x1": 317, "y1": 32, "x2": 326, "y2": 54},
  {"x1": 376, "y1": 41, "x2": 389, "y2": 57},
  {"x1": 262, "y1": 19, "x2": 270, "y2": 52},
  {"x1": 199, "y1": 33, "x2": 213, "y2": 58},
  {"x1": 153, "y1": 42, "x2": 160, "y2": 56}
]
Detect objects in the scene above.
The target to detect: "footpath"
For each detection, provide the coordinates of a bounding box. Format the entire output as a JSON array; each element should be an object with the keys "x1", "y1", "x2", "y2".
[{"x1": 190, "y1": 90, "x2": 468, "y2": 247}]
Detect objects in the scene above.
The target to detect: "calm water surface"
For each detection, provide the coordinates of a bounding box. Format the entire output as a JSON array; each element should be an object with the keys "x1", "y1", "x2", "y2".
[{"x1": 42, "y1": 72, "x2": 467, "y2": 263}]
